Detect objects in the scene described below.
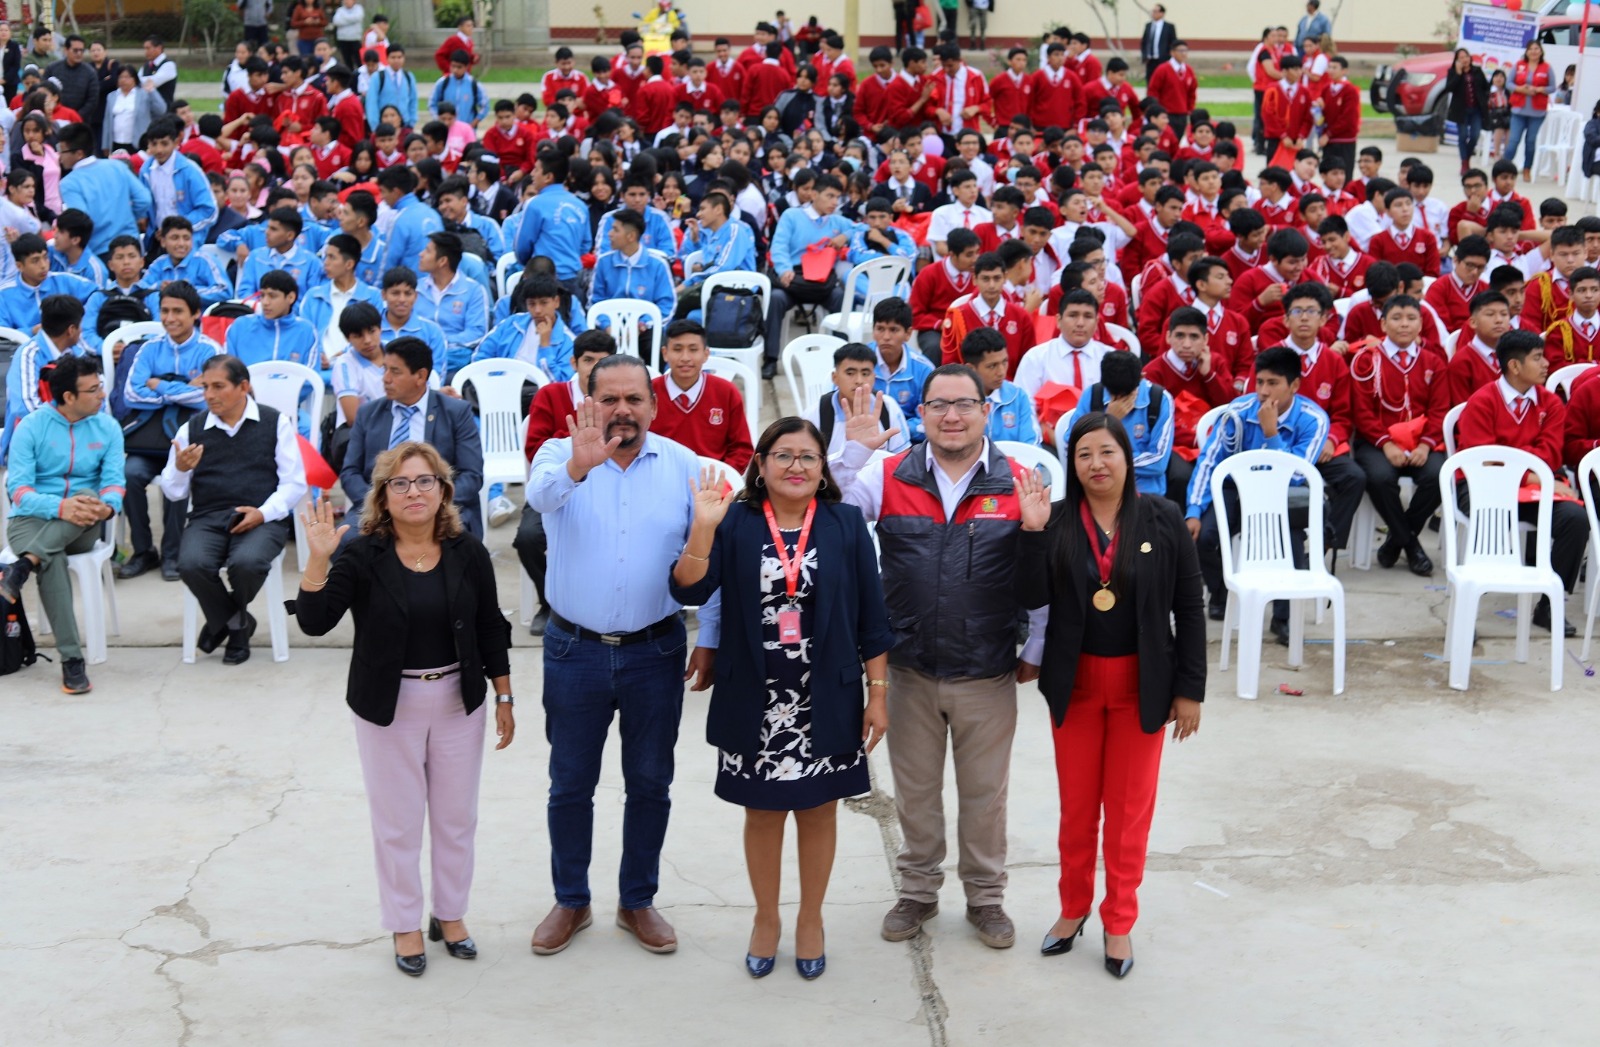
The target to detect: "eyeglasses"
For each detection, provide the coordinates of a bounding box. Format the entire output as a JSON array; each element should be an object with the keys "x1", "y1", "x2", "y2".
[
  {"x1": 385, "y1": 474, "x2": 440, "y2": 494},
  {"x1": 766, "y1": 451, "x2": 823, "y2": 468},
  {"x1": 923, "y1": 398, "x2": 984, "y2": 416},
  {"x1": 1286, "y1": 307, "x2": 1323, "y2": 319}
]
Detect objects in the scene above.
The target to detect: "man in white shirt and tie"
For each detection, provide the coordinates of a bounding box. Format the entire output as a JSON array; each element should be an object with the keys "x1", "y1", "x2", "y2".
[
  {"x1": 1014, "y1": 289, "x2": 1113, "y2": 404},
  {"x1": 928, "y1": 170, "x2": 992, "y2": 258}
]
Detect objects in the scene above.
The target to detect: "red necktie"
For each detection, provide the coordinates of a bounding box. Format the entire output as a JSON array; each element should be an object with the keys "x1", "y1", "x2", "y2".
[
  {"x1": 962, "y1": 209, "x2": 972, "y2": 228},
  {"x1": 1397, "y1": 351, "x2": 1411, "y2": 369},
  {"x1": 1513, "y1": 397, "x2": 1530, "y2": 423},
  {"x1": 676, "y1": 393, "x2": 690, "y2": 410},
  {"x1": 1070, "y1": 350, "x2": 1084, "y2": 388}
]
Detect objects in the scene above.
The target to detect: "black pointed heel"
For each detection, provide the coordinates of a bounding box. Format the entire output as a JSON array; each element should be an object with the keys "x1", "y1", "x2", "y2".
[
  {"x1": 1040, "y1": 914, "x2": 1089, "y2": 956},
  {"x1": 394, "y1": 933, "x2": 426, "y2": 977},
  {"x1": 428, "y1": 916, "x2": 478, "y2": 960},
  {"x1": 1103, "y1": 932, "x2": 1134, "y2": 979}
]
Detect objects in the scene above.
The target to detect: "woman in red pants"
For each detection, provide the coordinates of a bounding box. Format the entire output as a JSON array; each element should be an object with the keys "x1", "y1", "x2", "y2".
[{"x1": 1015, "y1": 410, "x2": 1206, "y2": 977}]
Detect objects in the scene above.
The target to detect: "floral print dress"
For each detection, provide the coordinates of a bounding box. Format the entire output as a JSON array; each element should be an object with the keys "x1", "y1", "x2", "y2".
[{"x1": 714, "y1": 527, "x2": 871, "y2": 811}]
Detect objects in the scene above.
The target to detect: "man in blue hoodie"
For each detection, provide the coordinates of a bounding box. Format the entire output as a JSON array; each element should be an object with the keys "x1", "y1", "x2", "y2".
[
  {"x1": 56, "y1": 123, "x2": 151, "y2": 258},
  {"x1": 1, "y1": 353, "x2": 125, "y2": 694},
  {"x1": 226, "y1": 269, "x2": 321, "y2": 369}
]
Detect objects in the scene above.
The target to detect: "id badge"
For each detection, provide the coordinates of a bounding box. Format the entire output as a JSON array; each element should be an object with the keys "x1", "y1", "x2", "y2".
[{"x1": 777, "y1": 607, "x2": 802, "y2": 645}]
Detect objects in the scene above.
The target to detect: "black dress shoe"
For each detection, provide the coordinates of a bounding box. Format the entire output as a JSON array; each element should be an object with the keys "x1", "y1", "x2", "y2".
[
  {"x1": 1103, "y1": 933, "x2": 1134, "y2": 979},
  {"x1": 222, "y1": 612, "x2": 257, "y2": 665},
  {"x1": 1375, "y1": 535, "x2": 1401, "y2": 569},
  {"x1": 1405, "y1": 543, "x2": 1434, "y2": 577},
  {"x1": 161, "y1": 560, "x2": 182, "y2": 582},
  {"x1": 1269, "y1": 618, "x2": 1291, "y2": 646},
  {"x1": 394, "y1": 934, "x2": 426, "y2": 977},
  {"x1": 116, "y1": 551, "x2": 159, "y2": 580},
  {"x1": 196, "y1": 621, "x2": 229, "y2": 655},
  {"x1": 760, "y1": 359, "x2": 777, "y2": 379},
  {"x1": 529, "y1": 607, "x2": 551, "y2": 637},
  {"x1": 429, "y1": 916, "x2": 477, "y2": 959},
  {"x1": 1208, "y1": 597, "x2": 1227, "y2": 621},
  {"x1": 1040, "y1": 914, "x2": 1089, "y2": 956},
  {"x1": 1532, "y1": 598, "x2": 1576, "y2": 637}
]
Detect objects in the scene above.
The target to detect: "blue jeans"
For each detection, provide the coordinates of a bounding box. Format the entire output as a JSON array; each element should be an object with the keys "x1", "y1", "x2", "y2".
[
  {"x1": 1506, "y1": 112, "x2": 1546, "y2": 171},
  {"x1": 542, "y1": 616, "x2": 687, "y2": 909},
  {"x1": 1457, "y1": 111, "x2": 1483, "y2": 164}
]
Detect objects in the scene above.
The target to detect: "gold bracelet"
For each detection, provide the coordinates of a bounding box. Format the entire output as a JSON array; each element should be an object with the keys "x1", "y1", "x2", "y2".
[
  {"x1": 301, "y1": 574, "x2": 328, "y2": 589},
  {"x1": 680, "y1": 549, "x2": 710, "y2": 562},
  {"x1": 867, "y1": 679, "x2": 890, "y2": 688}
]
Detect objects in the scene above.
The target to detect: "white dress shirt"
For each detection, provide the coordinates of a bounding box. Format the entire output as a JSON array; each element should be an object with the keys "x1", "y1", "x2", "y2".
[{"x1": 157, "y1": 398, "x2": 307, "y2": 522}]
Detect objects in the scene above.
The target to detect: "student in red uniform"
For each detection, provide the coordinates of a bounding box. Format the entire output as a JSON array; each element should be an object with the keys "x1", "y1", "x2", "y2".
[
  {"x1": 1320, "y1": 56, "x2": 1362, "y2": 175},
  {"x1": 1229, "y1": 227, "x2": 1312, "y2": 334},
  {"x1": 1317, "y1": 160, "x2": 1361, "y2": 217},
  {"x1": 1135, "y1": 232, "x2": 1204, "y2": 351},
  {"x1": 1119, "y1": 184, "x2": 1185, "y2": 279},
  {"x1": 581, "y1": 55, "x2": 625, "y2": 117},
  {"x1": 1222, "y1": 207, "x2": 1268, "y2": 281},
  {"x1": 542, "y1": 48, "x2": 589, "y2": 106},
  {"x1": 1340, "y1": 262, "x2": 1445, "y2": 354},
  {"x1": 1348, "y1": 294, "x2": 1448, "y2": 576},
  {"x1": 741, "y1": 42, "x2": 795, "y2": 120},
  {"x1": 973, "y1": 185, "x2": 1026, "y2": 252},
  {"x1": 1563, "y1": 362, "x2": 1600, "y2": 470},
  {"x1": 1486, "y1": 158, "x2": 1536, "y2": 229},
  {"x1": 1541, "y1": 266, "x2": 1600, "y2": 369},
  {"x1": 648, "y1": 318, "x2": 754, "y2": 469},
  {"x1": 1029, "y1": 43, "x2": 1083, "y2": 132},
  {"x1": 1448, "y1": 290, "x2": 1512, "y2": 406},
  {"x1": 886, "y1": 47, "x2": 939, "y2": 129},
  {"x1": 854, "y1": 46, "x2": 895, "y2": 136},
  {"x1": 1311, "y1": 214, "x2": 1373, "y2": 299},
  {"x1": 910, "y1": 227, "x2": 979, "y2": 359},
  {"x1": 1368, "y1": 187, "x2": 1441, "y2": 277},
  {"x1": 989, "y1": 47, "x2": 1034, "y2": 129},
  {"x1": 1455, "y1": 328, "x2": 1584, "y2": 635},
  {"x1": 1146, "y1": 41, "x2": 1198, "y2": 137},
  {"x1": 705, "y1": 38, "x2": 745, "y2": 105},
  {"x1": 481, "y1": 100, "x2": 534, "y2": 177},
  {"x1": 938, "y1": 250, "x2": 1035, "y2": 374},
  {"x1": 1524, "y1": 226, "x2": 1585, "y2": 333},
  {"x1": 1293, "y1": 193, "x2": 1329, "y2": 265},
  {"x1": 1082, "y1": 57, "x2": 1141, "y2": 129},
  {"x1": 1254, "y1": 280, "x2": 1369, "y2": 555},
  {"x1": 1425, "y1": 235, "x2": 1490, "y2": 331},
  {"x1": 1253, "y1": 167, "x2": 1298, "y2": 228},
  {"x1": 676, "y1": 58, "x2": 725, "y2": 117},
  {"x1": 1260, "y1": 55, "x2": 1312, "y2": 157},
  {"x1": 1184, "y1": 255, "x2": 1254, "y2": 381},
  {"x1": 1143, "y1": 304, "x2": 1234, "y2": 502}
]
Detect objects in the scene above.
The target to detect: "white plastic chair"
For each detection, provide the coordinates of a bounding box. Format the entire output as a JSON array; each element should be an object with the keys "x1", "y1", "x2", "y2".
[
  {"x1": 1004, "y1": 440, "x2": 1067, "y2": 501},
  {"x1": 1211, "y1": 449, "x2": 1346, "y2": 700},
  {"x1": 0, "y1": 480, "x2": 120, "y2": 665},
  {"x1": 1441, "y1": 446, "x2": 1564, "y2": 692},
  {"x1": 780, "y1": 333, "x2": 844, "y2": 417},
  {"x1": 1533, "y1": 106, "x2": 1581, "y2": 184},
  {"x1": 1442, "y1": 329, "x2": 1460, "y2": 360},
  {"x1": 1442, "y1": 402, "x2": 1466, "y2": 458},
  {"x1": 821, "y1": 256, "x2": 912, "y2": 342},
  {"x1": 702, "y1": 355, "x2": 762, "y2": 436},
  {"x1": 451, "y1": 359, "x2": 549, "y2": 528},
  {"x1": 0, "y1": 325, "x2": 30, "y2": 350},
  {"x1": 1578, "y1": 447, "x2": 1600, "y2": 660},
  {"x1": 181, "y1": 549, "x2": 289, "y2": 663},
  {"x1": 698, "y1": 454, "x2": 746, "y2": 494},
  {"x1": 702, "y1": 270, "x2": 772, "y2": 374},
  {"x1": 494, "y1": 252, "x2": 522, "y2": 295},
  {"x1": 587, "y1": 298, "x2": 665, "y2": 372},
  {"x1": 1548, "y1": 362, "x2": 1595, "y2": 401},
  {"x1": 248, "y1": 360, "x2": 326, "y2": 573},
  {"x1": 1195, "y1": 404, "x2": 1228, "y2": 448},
  {"x1": 199, "y1": 243, "x2": 237, "y2": 285},
  {"x1": 1128, "y1": 272, "x2": 1144, "y2": 312},
  {"x1": 1104, "y1": 322, "x2": 1140, "y2": 356}
]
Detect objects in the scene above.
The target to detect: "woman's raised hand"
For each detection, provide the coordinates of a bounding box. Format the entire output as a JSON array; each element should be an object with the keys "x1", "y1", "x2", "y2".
[
  {"x1": 300, "y1": 496, "x2": 348, "y2": 562},
  {"x1": 690, "y1": 465, "x2": 737, "y2": 529},
  {"x1": 1017, "y1": 468, "x2": 1052, "y2": 532}
]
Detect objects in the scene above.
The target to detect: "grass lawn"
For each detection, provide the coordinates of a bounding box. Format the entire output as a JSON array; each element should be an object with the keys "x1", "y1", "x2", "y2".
[{"x1": 1205, "y1": 101, "x2": 1385, "y2": 120}]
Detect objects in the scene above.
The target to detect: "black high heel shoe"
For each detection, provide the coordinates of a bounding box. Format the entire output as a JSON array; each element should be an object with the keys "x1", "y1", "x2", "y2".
[
  {"x1": 1103, "y1": 932, "x2": 1134, "y2": 979},
  {"x1": 1040, "y1": 914, "x2": 1089, "y2": 956},
  {"x1": 428, "y1": 916, "x2": 478, "y2": 960},
  {"x1": 394, "y1": 933, "x2": 426, "y2": 977}
]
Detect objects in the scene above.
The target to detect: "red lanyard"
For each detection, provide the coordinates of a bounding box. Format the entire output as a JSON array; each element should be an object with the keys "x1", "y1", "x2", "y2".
[
  {"x1": 763, "y1": 500, "x2": 816, "y2": 604},
  {"x1": 1078, "y1": 499, "x2": 1119, "y2": 588}
]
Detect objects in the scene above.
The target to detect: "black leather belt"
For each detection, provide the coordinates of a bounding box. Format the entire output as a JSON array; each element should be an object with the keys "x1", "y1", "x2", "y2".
[
  {"x1": 402, "y1": 667, "x2": 461, "y2": 680},
  {"x1": 550, "y1": 612, "x2": 679, "y2": 646}
]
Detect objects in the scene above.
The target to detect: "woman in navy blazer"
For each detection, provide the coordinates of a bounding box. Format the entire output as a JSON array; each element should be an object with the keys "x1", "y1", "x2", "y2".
[{"x1": 671, "y1": 416, "x2": 893, "y2": 982}]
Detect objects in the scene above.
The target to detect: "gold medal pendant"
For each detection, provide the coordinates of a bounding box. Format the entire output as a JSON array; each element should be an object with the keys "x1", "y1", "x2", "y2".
[{"x1": 1092, "y1": 587, "x2": 1116, "y2": 612}]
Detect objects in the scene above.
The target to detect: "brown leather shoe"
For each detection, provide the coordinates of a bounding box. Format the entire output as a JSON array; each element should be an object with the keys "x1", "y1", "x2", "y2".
[
  {"x1": 530, "y1": 904, "x2": 592, "y2": 955},
  {"x1": 966, "y1": 904, "x2": 1016, "y2": 949},
  {"x1": 615, "y1": 906, "x2": 678, "y2": 953}
]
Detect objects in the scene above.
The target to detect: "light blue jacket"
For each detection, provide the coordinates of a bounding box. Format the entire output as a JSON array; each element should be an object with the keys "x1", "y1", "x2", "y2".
[
  {"x1": 354, "y1": 233, "x2": 386, "y2": 287},
  {"x1": 382, "y1": 193, "x2": 444, "y2": 275},
  {"x1": 429, "y1": 72, "x2": 489, "y2": 124},
  {"x1": 416, "y1": 272, "x2": 491, "y2": 376},
  {"x1": 145, "y1": 251, "x2": 232, "y2": 306},
  {"x1": 514, "y1": 184, "x2": 589, "y2": 276},
  {"x1": 224, "y1": 313, "x2": 322, "y2": 368},
  {"x1": 236, "y1": 244, "x2": 327, "y2": 299},
  {"x1": 365, "y1": 67, "x2": 418, "y2": 131},
  {"x1": 472, "y1": 314, "x2": 576, "y2": 380},
  {"x1": 872, "y1": 343, "x2": 937, "y2": 444},
  {"x1": 122, "y1": 329, "x2": 224, "y2": 412},
  {"x1": 61, "y1": 157, "x2": 152, "y2": 257},
  {"x1": 5, "y1": 404, "x2": 126, "y2": 518},
  {"x1": 48, "y1": 246, "x2": 107, "y2": 286},
  {"x1": 982, "y1": 381, "x2": 1042, "y2": 446},
  {"x1": 1065, "y1": 379, "x2": 1174, "y2": 496},
  {"x1": 769, "y1": 203, "x2": 854, "y2": 274},
  {"x1": 1187, "y1": 393, "x2": 1331, "y2": 519},
  {"x1": 0, "y1": 272, "x2": 99, "y2": 332},
  {"x1": 382, "y1": 312, "x2": 451, "y2": 379},
  {"x1": 82, "y1": 281, "x2": 160, "y2": 349},
  {"x1": 593, "y1": 206, "x2": 676, "y2": 255},
  {"x1": 298, "y1": 280, "x2": 384, "y2": 347},
  {"x1": 678, "y1": 218, "x2": 756, "y2": 287},
  {"x1": 589, "y1": 247, "x2": 675, "y2": 320},
  {"x1": 846, "y1": 224, "x2": 917, "y2": 296},
  {"x1": 138, "y1": 153, "x2": 218, "y2": 239}
]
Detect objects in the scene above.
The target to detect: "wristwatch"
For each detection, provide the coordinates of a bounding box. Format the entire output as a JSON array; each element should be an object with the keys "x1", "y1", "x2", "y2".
[{"x1": 495, "y1": 693, "x2": 515, "y2": 705}]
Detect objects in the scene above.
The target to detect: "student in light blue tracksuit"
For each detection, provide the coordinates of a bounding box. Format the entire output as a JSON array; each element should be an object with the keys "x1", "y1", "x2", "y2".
[
  {"x1": 588, "y1": 211, "x2": 676, "y2": 321},
  {"x1": 235, "y1": 207, "x2": 326, "y2": 299},
  {"x1": 379, "y1": 166, "x2": 444, "y2": 274},
  {"x1": 1064, "y1": 351, "x2": 1174, "y2": 497},
  {"x1": 429, "y1": 63, "x2": 488, "y2": 124},
  {"x1": 224, "y1": 270, "x2": 322, "y2": 369},
  {"x1": 845, "y1": 199, "x2": 918, "y2": 298},
  {"x1": 138, "y1": 123, "x2": 219, "y2": 244},
  {"x1": 472, "y1": 273, "x2": 576, "y2": 380},
  {"x1": 513, "y1": 153, "x2": 590, "y2": 301},
  {"x1": 0, "y1": 234, "x2": 99, "y2": 333},
  {"x1": 364, "y1": 50, "x2": 418, "y2": 131},
  {"x1": 959, "y1": 326, "x2": 1043, "y2": 445},
  {"x1": 414, "y1": 231, "x2": 491, "y2": 378},
  {"x1": 144, "y1": 217, "x2": 233, "y2": 306},
  {"x1": 380, "y1": 267, "x2": 451, "y2": 378},
  {"x1": 58, "y1": 124, "x2": 151, "y2": 257},
  {"x1": 0, "y1": 298, "x2": 97, "y2": 463},
  {"x1": 49, "y1": 210, "x2": 107, "y2": 285}
]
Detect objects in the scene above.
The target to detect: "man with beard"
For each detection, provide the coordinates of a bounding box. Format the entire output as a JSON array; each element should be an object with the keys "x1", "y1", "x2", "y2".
[{"x1": 524, "y1": 354, "x2": 719, "y2": 958}]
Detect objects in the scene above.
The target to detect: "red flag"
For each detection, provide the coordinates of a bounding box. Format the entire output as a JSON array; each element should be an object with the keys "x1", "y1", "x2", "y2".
[{"x1": 298, "y1": 435, "x2": 338, "y2": 489}]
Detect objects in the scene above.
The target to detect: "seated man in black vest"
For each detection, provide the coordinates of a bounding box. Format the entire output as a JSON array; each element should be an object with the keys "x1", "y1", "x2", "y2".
[{"x1": 158, "y1": 354, "x2": 306, "y2": 664}]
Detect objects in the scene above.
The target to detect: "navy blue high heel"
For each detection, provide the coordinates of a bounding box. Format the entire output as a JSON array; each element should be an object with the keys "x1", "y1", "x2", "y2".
[
  {"x1": 795, "y1": 955, "x2": 826, "y2": 980},
  {"x1": 745, "y1": 953, "x2": 776, "y2": 978}
]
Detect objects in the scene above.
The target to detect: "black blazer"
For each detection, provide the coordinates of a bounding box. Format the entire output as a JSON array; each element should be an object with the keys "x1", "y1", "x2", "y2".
[
  {"x1": 1015, "y1": 495, "x2": 1206, "y2": 733},
  {"x1": 291, "y1": 532, "x2": 513, "y2": 726},
  {"x1": 669, "y1": 500, "x2": 895, "y2": 757},
  {"x1": 1446, "y1": 66, "x2": 1492, "y2": 123},
  {"x1": 341, "y1": 391, "x2": 486, "y2": 537},
  {"x1": 868, "y1": 180, "x2": 934, "y2": 214},
  {"x1": 1142, "y1": 21, "x2": 1178, "y2": 64}
]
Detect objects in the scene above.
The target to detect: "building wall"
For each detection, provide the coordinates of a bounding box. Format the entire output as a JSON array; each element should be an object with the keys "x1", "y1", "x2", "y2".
[{"x1": 544, "y1": 0, "x2": 1448, "y2": 52}]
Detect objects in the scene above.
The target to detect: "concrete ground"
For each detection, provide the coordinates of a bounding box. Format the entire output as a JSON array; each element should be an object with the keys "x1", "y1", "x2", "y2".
[{"x1": 5, "y1": 141, "x2": 1600, "y2": 1045}]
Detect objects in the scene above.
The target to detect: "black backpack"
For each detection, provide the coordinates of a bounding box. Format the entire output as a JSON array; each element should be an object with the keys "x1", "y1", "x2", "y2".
[
  {"x1": 92, "y1": 286, "x2": 155, "y2": 339},
  {"x1": 0, "y1": 592, "x2": 40, "y2": 676},
  {"x1": 444, "y1": 220, "x2": 493, "y2": 263},
  {"x1": 703, "y1": 285, "x2": 764, "y2": 348}
]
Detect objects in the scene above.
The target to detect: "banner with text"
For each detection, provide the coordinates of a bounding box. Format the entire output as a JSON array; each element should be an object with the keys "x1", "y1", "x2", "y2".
[{"x1": 1458, "y1": 2, "x2": 1541, "y2": 74}]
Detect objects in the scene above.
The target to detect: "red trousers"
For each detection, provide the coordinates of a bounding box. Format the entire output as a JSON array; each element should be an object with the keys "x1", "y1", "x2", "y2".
[{"x1": 1051, "y1": 652, "x2": 1166, "y2": 935}]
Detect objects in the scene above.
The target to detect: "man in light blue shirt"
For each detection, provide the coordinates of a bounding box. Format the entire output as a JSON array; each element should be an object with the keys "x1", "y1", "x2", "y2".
[
  {"x1": 525, "y1": 354, "x2": 718, "y2": 953},
  {"x1": 57, "y1": 123, "x2": 151, "y2": 257},
  {"x1": 415, "y1": 231, "x2": 491, "y2": 378},
  {"x1": 514, "y1": 151, "x2": 590, "y2": 301},
  {"x1": 429, "y1": 51, "x2": 488, "y2": 125},
  {"x1": 364, "y1": 45, "x2": 418, "y2": 131},
  {"x1": 378, "y1": 164, "x2": 444, "y2": 275},
  {"x1": 764, "y1": 172, "x2": 853, "y2": 374},
  {"x1": 1295, "y1": 0, "x2": 1331, "y2": 51}
]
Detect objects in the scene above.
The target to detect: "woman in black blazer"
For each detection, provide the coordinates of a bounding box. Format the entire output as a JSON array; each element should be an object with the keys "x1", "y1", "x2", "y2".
[
  {"x1": 294, "y1": 441, "x2": 514, "y2": 978},
  {"x1": 670, "y1": 417, "x2": 892, "y2": 982},
  {"x1": 1015, "y1": 413, "x2": 1206, "y2": 979},
  {"x1": 1446, "y1": 49, "x2": 1492, "y2": 174}
]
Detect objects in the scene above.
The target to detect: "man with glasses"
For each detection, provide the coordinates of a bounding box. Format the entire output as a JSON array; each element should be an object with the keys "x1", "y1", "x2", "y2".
[
  {"x1": 339, "y1": 335, "x2": 484, "y2": 538},
  {"x1": 156, "y1": 355, "x2": 305, "y2": 665},
  {"x1": 1, "y1": 354, "x2": 124, "y2": 694},
  {"x1": 45, "y1": 34, "x2": 97, "y2": 118},
  {"x1": 830, "y1": 365, "x2": 1044, "y2": 953}
]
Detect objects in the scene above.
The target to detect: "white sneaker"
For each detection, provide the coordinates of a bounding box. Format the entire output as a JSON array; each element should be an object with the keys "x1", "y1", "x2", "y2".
[{"x1": 489, "y1": 495, "x2": 518, "y2": 528}]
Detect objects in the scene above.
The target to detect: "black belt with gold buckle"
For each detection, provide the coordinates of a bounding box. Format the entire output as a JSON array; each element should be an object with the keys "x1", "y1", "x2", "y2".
[
  {"x1": 549, "y1": 612, "x2": 678, "y2": 647},
  {"x1": 402, "y1": 667, "x2": 462, "y2": 681}
]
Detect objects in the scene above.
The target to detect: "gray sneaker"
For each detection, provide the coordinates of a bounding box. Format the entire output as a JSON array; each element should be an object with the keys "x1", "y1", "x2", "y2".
[
  {"x1": 881, "y1": 898, "x2": 939, "y2": 942},
  {"x1": 966, "y1": 905, "x2": 1015, "y2": 949}
]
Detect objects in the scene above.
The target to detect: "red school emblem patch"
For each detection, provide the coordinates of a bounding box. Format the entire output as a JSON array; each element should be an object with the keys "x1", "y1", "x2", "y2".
[
  {"x1": 1317, "y1": 382, "x2": 1333, "y2": 400},
  {"x1": 709, "y1": 408, "x2": 724, "y2": 425}
]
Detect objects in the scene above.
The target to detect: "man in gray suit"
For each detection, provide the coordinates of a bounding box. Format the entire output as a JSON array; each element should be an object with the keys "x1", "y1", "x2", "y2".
[{"x1": 340, "y1": 335, "x2": 485, "y2": 538}]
